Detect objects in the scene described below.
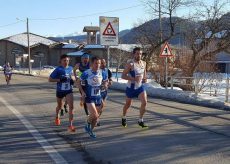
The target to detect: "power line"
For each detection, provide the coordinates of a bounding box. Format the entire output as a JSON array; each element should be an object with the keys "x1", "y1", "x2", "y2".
[
  {"x1": 0, "y1": 20, "x2": 23, "y2": 28},
  {"x1": 0, "y1": 4, "x2": 142, "y2": 29},
  {"x1": 31, "y1": 4, "x2": 142, "y2": 21}
]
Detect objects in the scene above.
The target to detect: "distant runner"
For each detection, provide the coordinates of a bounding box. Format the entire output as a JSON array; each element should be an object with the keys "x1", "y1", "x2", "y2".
[
  {"x1": 3, "y1": 62, "x2": 13, "y2": 85},
  {"x1": 78, "y1": 57, "x2": 108, "y2": 138},
  {"x1": 97, "y1": 59, "x2": 113, "y2": 126},
  {"x1": 121, "y1": 47, "x2": 148, "y2": 128},
  {"x1": 49, "y1": 54, "x2": 75, "y2": 132},
  {"x1": 73, "y1": 53, "x2": 90, "y2": 116}
]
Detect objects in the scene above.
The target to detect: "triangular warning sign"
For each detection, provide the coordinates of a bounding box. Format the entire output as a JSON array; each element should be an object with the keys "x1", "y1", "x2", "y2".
[
  {"x1": 103, "y1": 22, "x2": 116, "y2": 36},
  {"x1": 160, "y1": 42, "x2": 173, "y2": 57}
]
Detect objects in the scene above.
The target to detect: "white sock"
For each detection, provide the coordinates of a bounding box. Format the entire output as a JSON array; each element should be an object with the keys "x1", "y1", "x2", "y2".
[{"x1": 139, "y1": 118, "x2": 143, "y2": 122}]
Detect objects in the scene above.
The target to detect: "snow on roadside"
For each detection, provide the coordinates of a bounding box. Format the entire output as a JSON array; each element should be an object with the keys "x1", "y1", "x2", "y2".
[{"x1": 110, "y1": 78, "x2": 230, "y2": 110}]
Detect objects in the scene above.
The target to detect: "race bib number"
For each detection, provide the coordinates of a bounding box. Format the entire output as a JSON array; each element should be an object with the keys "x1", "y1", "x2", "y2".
[
  {"x1": 91, "y1": 87, "x2": 100, "y2": 96},
  {"x1": 61, "y1": 82, "x2": 71, "y2": 91}
]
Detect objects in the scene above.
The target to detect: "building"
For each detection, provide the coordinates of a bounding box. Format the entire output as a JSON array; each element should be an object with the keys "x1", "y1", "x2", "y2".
[
  {"x1": 0, "y1": 32, "x2": 78, "y2": 67},
  {"x1": 66, "y1": 44, "x2": 138, "y2": 68},
  {"x1": 214, "y1": 51, "x2": 230, "y2": 73},
  {"x1": 83, "y1": 26, "x2": 100, "y2": 44}
]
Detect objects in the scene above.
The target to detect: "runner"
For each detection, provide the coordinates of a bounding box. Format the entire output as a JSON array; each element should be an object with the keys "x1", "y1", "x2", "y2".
[
  {"x1": 121, "y1": 47, "x2": 148, "y2": 128},
  {"x1": 3, "y1": 62, "x2": 13, "y2": 85},
  {"x1": 73, "y1": 53, "x2": 90, "y2": 116},
  {"x1": 78, "y1": 57, "x2": 108, "y2": 138},
  {"x1": 49, "y1": 54, "x2": 76, "y2": 132},
  {"x1": 97, "y1": 59, "x2": 113, "y2": 126}
]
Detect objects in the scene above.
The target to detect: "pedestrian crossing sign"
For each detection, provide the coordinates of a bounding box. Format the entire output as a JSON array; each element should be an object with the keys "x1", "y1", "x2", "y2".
[
  {"x1": 100, "y1": 16, "x2": 119, "y2": 46},
  {"x1": 160, "y1": 42, "x2": 174, "y2": 57}
]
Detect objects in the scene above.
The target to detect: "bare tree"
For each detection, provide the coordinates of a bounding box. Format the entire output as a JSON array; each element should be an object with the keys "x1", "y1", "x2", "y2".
[
  {"x1": 181, "y1": 0, "x2": 230, "y2": 76},
  {"x1": 110, "y1": 48, "x2": 131, "y2": 81},
  {"x1": 134, "y1": 0, "x2": 230, "y2": 89},
  {"x1": 133, "y1": 0, "x2": 196, "y2": 85}
]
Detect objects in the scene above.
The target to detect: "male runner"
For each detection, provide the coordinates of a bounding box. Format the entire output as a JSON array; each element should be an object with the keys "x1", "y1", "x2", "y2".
[
  {"x1": 78, "y1": 57, "x2": 108, "y2": 138},
  {"x1": 100, "y1": 59, "x2": 113, "y2": 101},
  {"x1": 49, "y1": 54, "x2": 75, "y2": 132},
  {"x1": 3, "y1": 62, "x2": 13, "y2": 85},
  {"x1": 121, "y1": 47, "x2": 148, "y2": 128},
  {"x1": 97, "y1": 59, "x2": 113, "y2": 126},
  {"x1": 73, "y1": 53, "x2": 90, "y2": 116}
]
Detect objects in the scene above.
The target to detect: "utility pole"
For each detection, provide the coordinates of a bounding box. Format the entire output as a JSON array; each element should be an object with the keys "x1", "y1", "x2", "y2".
[
  {"x1": 159, "y1": 0, "x2": 168, "y2": 89},
  {"x1": 27, "y1": 18, "x2": 31, "y2": 74}
]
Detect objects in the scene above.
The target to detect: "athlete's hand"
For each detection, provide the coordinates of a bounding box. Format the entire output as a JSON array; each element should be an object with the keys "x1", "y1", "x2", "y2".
[
  {"x1": 142, "y1": 78, "x2": 147, "y2": 83},
  {"x1": 60, "y1": 76, "x2": 68, "y2": 82},
  {"x1": 108, "y1": 80, "x2": 113, "y2": 86}
]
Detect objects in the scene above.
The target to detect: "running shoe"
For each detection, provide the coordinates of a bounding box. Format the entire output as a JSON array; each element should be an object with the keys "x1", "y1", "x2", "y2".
[
  {"x1": 60, "y1": 109, "x2": 64, "y2": 116},
  {"x1": 64, "y1": 104, "x2": 68, "y2": 113},
  {"x1": 122, "y1": 118, "x2": 127, "y2": 127},
  {"x1": 89, "y1": 131, "x2": 97, "y2": 138},
  {"x1": 138, "y1": 121, "x2": 149, "y2": 129},
  {"x1": 68, "y1": 125, "x2": 76, "y2": 132},
  {"x1": 55, "y1": 118, "x2": 61, "y2": 126},
  {"x1": 84, "y1": 123, "x2": 96, "y2": 138},
  {"x1": 84, "y1": 123, "x2": 91, "y2": 134}
]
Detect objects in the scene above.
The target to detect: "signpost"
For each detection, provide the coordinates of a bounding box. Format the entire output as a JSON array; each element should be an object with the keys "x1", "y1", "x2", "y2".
[
  {"x1": 100, "y1": 16, "x2": 119, "y2": 68},
  {"x1": 160, "y1": 42, "x2": 173, "y2": 57},
  {"x1": 160, "y1": 42, "x2": 174, "y2": 88}
]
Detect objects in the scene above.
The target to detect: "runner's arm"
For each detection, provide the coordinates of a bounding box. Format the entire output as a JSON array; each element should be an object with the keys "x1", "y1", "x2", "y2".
[
  {"x1": 49, "y1": 68, "x2": 61, "y2": 82},
  {"x1": 48, "y1": 77, "x2": 60, "y2": 83},
  {"x1": 77, "y1": 79, "x2": 86, "y2": 96},
  {"x1": 108, "y1": 69, "x2": 113, "y2": 86},
  {"x1": 121, "y1": 63, "x2": 135, "y2": 81},
  {"x1": 78, "y1": 72, "x2": 87, "y2": 96},
  {"x1": 73, "y1": 63, "x2": 80, "y2": 81},
  {"x1": 142, "y1": 61, "x2": 147, "y2": 83}
]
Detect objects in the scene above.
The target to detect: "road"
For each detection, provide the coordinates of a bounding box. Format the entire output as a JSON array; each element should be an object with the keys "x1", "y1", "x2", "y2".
[{"x1": 0, "y1": 73, "x2": 230, "y2": 164}]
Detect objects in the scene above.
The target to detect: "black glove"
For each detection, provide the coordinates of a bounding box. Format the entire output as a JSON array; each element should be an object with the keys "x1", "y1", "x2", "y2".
[
  {"x1": 70, "y1": 79, "x2": 74, "y2": 85},
  {"x1": 60, "y1": 76, "x2": 68, "y2": 83}
]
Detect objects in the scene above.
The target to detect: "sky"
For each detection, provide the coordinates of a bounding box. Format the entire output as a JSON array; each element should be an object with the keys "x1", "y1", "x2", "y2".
[
  {"x1": 0, "y1": 0, "x2": 148, "y2": 38},
  {"x1": 0, "y1": 0, "x2": 229, "y2": 39}
]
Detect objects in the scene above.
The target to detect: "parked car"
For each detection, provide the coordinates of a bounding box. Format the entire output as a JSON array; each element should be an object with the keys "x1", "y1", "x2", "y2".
[{"x1": 0, "y1": 66, "x2": 3, "y2": 71}]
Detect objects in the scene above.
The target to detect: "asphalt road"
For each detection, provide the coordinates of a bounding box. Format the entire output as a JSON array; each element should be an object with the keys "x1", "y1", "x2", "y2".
[{"x1": 0, "y1": 73, "x2": 230, "y2": 164}]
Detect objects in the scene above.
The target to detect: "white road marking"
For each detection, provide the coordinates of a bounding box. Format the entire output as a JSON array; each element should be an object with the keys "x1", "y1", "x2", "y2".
[{"x1": 0, "y1": 96, "x2": 68, "y2": 164}]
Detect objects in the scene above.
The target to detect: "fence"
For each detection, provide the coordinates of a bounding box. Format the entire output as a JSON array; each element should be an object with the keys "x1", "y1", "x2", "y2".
[{"x1": 169, "y1": 75, "x2": 230, "y2": 103}]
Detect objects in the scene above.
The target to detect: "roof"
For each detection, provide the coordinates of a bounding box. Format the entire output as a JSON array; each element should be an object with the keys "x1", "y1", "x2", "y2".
[
  {"x1": 110, "y1": 44, "x2": 142, "y2": 52},
  {"x1": 62, "y1": 43, "x2": 79, "y2": 49},
  {"x1": 67, "y1": 50, "x2": 85, "y2": 57},
  {"x1": 216, "y1": 51, "x2": 230, "y2": 61},
  {"x1": 84, "y1": 44, "x2": 105, "y2": 49},
  {"x1": 83, "y1": 26, "x2": 100, "y2": 32},
  {"x1": 2, "y1": 32, "x2": 58, "y2": 48}
]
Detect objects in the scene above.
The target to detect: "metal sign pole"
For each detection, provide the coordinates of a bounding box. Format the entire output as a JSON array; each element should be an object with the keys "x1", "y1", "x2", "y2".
[
  {"x1": 159, "y1": 0, "x2": 168, "y2": 89},
  {"x1": 165, "y1": 57, "x2": 168, "y2": 89},
  {"x1": 107, "y1": 46, "x2": 110, "y2": 69}
]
